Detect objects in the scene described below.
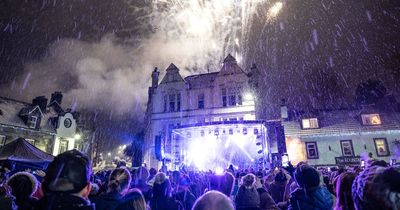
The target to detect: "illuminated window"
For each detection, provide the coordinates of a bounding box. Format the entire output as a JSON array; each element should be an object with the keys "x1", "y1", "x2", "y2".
[
  {"x1": 28, "y1": 116, "x2": 38, "y2": 128},
  {"x1": 26, "y1": 139, "x2": 35, "y2": 146},
  {"x1": 59, "y1": 139, "x2": 69, "y2": 154},
  {"x1": 305, "y1": 142, "x2": 319, "y2": 159},
  {"x1": 361, "y1": 114, "x2": 381, "y2": 125},
  {"x1": 374, "y1": 138, "x2": 390, "y2": 157},
  {"x1": 340, "y1": 140, "x2": 354, "y2": 157},
  {"x1": 302, "y1": 118, "x2": 319, "y2": 129}
]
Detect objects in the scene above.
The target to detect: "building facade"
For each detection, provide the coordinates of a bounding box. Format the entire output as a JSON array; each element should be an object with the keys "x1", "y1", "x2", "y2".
[
  {"x1": 144, "y1": 55, "x2": 270, "y2": 170},
  {"x1": 0, "y1": 92, "x2": 82, "y2": 156},
  {"x1": 281, "y1": 105, "x2": 400, "y2": 166}
]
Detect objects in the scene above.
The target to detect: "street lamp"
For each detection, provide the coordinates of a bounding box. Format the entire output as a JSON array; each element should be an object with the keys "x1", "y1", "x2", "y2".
[{"x1": 107, "y1": 152, "x2": 111, "y2": 157}]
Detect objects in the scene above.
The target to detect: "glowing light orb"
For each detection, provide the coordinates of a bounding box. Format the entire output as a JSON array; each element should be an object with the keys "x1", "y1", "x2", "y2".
[
  {"x1": 215, "y1": 167, "x2": 224, "y2": 175},
  {"x1": 268, "y1": 2, "x2": 283, "y2": 19}
]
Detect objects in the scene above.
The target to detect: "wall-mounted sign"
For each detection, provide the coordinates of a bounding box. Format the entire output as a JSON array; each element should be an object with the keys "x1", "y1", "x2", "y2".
[{"x1": 335, "y1": 156, "x2": 361, "y2": 165}]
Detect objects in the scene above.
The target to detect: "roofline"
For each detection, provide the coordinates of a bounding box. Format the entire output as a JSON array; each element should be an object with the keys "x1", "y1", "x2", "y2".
[
  {"x1": 174, "y1": 120, "x2": 266, "y2": 129},
  {"x1": 0, "y1": 96, "x2": 30, "y2": 105},
  {"x1": 184, "y1": 72, "x2": 219, "y2": 80}
]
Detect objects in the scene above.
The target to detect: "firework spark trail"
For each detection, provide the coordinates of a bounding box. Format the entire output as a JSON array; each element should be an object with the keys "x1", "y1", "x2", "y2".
[{"x1": 126, "y1": 0, "x2": 270, "y2": 73}]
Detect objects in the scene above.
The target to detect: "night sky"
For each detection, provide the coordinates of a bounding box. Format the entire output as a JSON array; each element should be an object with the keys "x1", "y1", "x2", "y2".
[{"x1": 0, "y1": 0, "x2": 399, "y2": 125}]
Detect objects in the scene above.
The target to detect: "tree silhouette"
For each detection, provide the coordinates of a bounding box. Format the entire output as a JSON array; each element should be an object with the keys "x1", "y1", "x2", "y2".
[
  {"x1": 355, "y1": 79, "x2": 387, "y2": 106},
  {"x1": 124, "y1": 131, "x2": 144, "y2": 167}
]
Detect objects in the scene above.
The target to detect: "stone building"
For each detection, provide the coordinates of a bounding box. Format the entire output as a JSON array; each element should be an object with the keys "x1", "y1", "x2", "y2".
[
  {"x1": 144, "y1": 55, "x2": 272, "y2": 170},
  {"x1": 0, "y1": 92, "x2": 81, "y2": 156}
]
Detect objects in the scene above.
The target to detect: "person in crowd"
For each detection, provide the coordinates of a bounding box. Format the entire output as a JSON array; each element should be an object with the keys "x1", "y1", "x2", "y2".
[
  {"x1": 0, "y1": 161, "x2": 14, "y2": 183},
  {"x1": 150, "y1": 172, "x2": 182, "y2": 210},
  {"x1": 352, "y1": 166, "x2": 400, "y2": 210},
  {"x1": 235, "y1": 173, "x2": 261, "y2": 210},
  {"x1": 91, "y1": 168, "x2": 132, "y2": 210},
  {"x1": 288, "y1": 164, "x2": 333, "y2": 210},
  {"x1": 192, "y1": 190, "x2": 234, "y2": 210},
  {"x1": 6, "y1": 172, "x2": 39, "y2": 210},
  {"x1": 0, "y1": 184, "x2": 17, "y2": 210},
  {"x1": 334, "y1": 172, "x2": 356, "y2": 210},
  {"x1": 131, "y1": 166, "x2": 152, "y2": 202},
  {"x1": 116, "y1": 188, "x2": 147, "y2": 210},
  {"x1": 254, "y1": 176, "x2": 279, "y2": 210},
  {"x1": 147, "y1": 168, "x2": 157, "y2": 185},
  {"x1": 323, "y1": 175, "x2": 335, "y2": 196},
  {"x1": 174, "y1": 174, "x2": 196, "y2": 210},
  {"x1": 268, "y1": 170, "x2": 288, "y2": 204},
  {"x1": 209, "y1": 172, "x2": 235, "y2": 197},
  {"x1": 35, "y1": 150, "x2": 95, "y2": 210}
]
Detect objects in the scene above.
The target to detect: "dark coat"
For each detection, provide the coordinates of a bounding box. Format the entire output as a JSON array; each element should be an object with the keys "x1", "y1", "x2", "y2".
[
  {"x1": 15, "y1": 197, "x2": 38, "y2": 210},
  {"x1": 149, "y1": 197, "x2": 182, "y2": 210},
  {"x1": 268, "y1": 182, "x2": 287, "y2": 203},
  {"x1": 235, "y1": 186, "x2": 261, "y2": 210},
  {"x1": 0, "y1": 196, "x2": 17, "y2": 210},
  {"x1": 91, "y1": 192, "x2": 124, "y2": 210},
  {"x1": 257, "y1": 188, "x2": 280, "y2": 210},
  {"x1": 174, "y1": 190, "x2": 196, "y2": 210},
  {"x1": 288, "y1": 186, "x2": 333, "y2": 210},
  {"x1": 35, "y1": 194, "x2": 95, "y2": 210}
]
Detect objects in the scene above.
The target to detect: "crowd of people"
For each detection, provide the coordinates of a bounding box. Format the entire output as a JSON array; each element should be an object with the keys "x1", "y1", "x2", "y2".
[{"x1": 0, "y1": 149, "x2": 399, "y2": 210}]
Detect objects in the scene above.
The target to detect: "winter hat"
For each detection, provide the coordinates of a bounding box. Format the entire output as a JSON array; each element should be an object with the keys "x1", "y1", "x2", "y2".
[
  {"x1": 242, "y1": 174, "x2": 256, "y2": 188},
  {"x1": 42, "y1": 149, "x2": 91, "y2": 194},
  {"x1": 153, "y1": 172, "x2": 172, "y2": 197},
  {"x1": 352, "y1": 166, "x2": 400, "y2": 210},
  {"x1": 274, "y1": 171, "x2": 288, "y2": 182},
  {"x1": 7, "y1": 172, "x2": 38, "y2": 197},
  {"x1": 294, "y1": 164, "x2": 320, "y2": 190}
]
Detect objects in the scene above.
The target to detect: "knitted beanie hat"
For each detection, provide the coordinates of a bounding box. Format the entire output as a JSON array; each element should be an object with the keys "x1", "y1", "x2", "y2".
[
  {"x1": 352, "y1": 166, "x2": 400, "y2": 210},
  {"x1": 7, "y1": 172, "x2": 38, "y2": 197}
]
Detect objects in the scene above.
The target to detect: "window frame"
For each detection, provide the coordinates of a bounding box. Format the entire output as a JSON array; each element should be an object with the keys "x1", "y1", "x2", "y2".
[
  {"x1": 340, "y1": 140, "x2": 355, "y2": 157},
  {"x1": 0, "y1": 135, "x2": 5, "y2": 146},
  {"x1": 198, "y1": 93, "x2": 205, "y2": 109},
  {"x1": 168, "y1": 94, "x2": 175, "y2": 112},
  {"x1": 28, "y1": 116, "x2": 38, "y2": 128},
  {"x1": 361, "y1": 114, "x2": 382, "y2": 126},
  {"x1": 305, "y1": 141, "x2": 319, "y2": 159},
  {"x1": 301, "y1": 118, "x2": 319, "y2": 129},
  {"x1": 373, "y1": 138, "x2": 390, "y2": 157}
]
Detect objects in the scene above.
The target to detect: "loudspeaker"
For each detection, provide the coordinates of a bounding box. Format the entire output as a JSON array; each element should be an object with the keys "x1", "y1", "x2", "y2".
[{"x1": 155, "y1": 135, "x2": 162, "y2": 160}]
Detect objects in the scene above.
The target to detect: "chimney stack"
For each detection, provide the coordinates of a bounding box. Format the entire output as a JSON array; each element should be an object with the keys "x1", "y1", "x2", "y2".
[
  {"x1": 151, "y1": 67, "x2": 160, "y2": 88},
  {"x1": 50, "y1": 91, "x2": 63, "y2": 105},
  {"x1": 32, "y1": 96, "x2": 48, "y2": 113}
]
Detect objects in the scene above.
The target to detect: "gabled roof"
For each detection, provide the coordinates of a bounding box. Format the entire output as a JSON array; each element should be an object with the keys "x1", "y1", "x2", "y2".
[
  {"x1": 160, "y1": 63, "x2": 185, "y2": 84},
  {"x1": 217, "y1": 54, "x2": 248, "y2": 77},
  {"x1": 0, "y1": 97, "x2": 29, "y2": 128},
  {"x1": 283, "y1": 110, "x2": 400, "y2": 137},
  {"x1": 0, "y1": 97, "x2": 56, "y2": 133},
  {"x1": 185, "y1": 72, "x2": 219, "y2": 89}
]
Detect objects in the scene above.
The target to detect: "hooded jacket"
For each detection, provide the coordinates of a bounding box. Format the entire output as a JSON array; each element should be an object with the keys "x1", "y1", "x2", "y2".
[{"x1": 288, "y1": 186, "x2": 333, "y2": 210}]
